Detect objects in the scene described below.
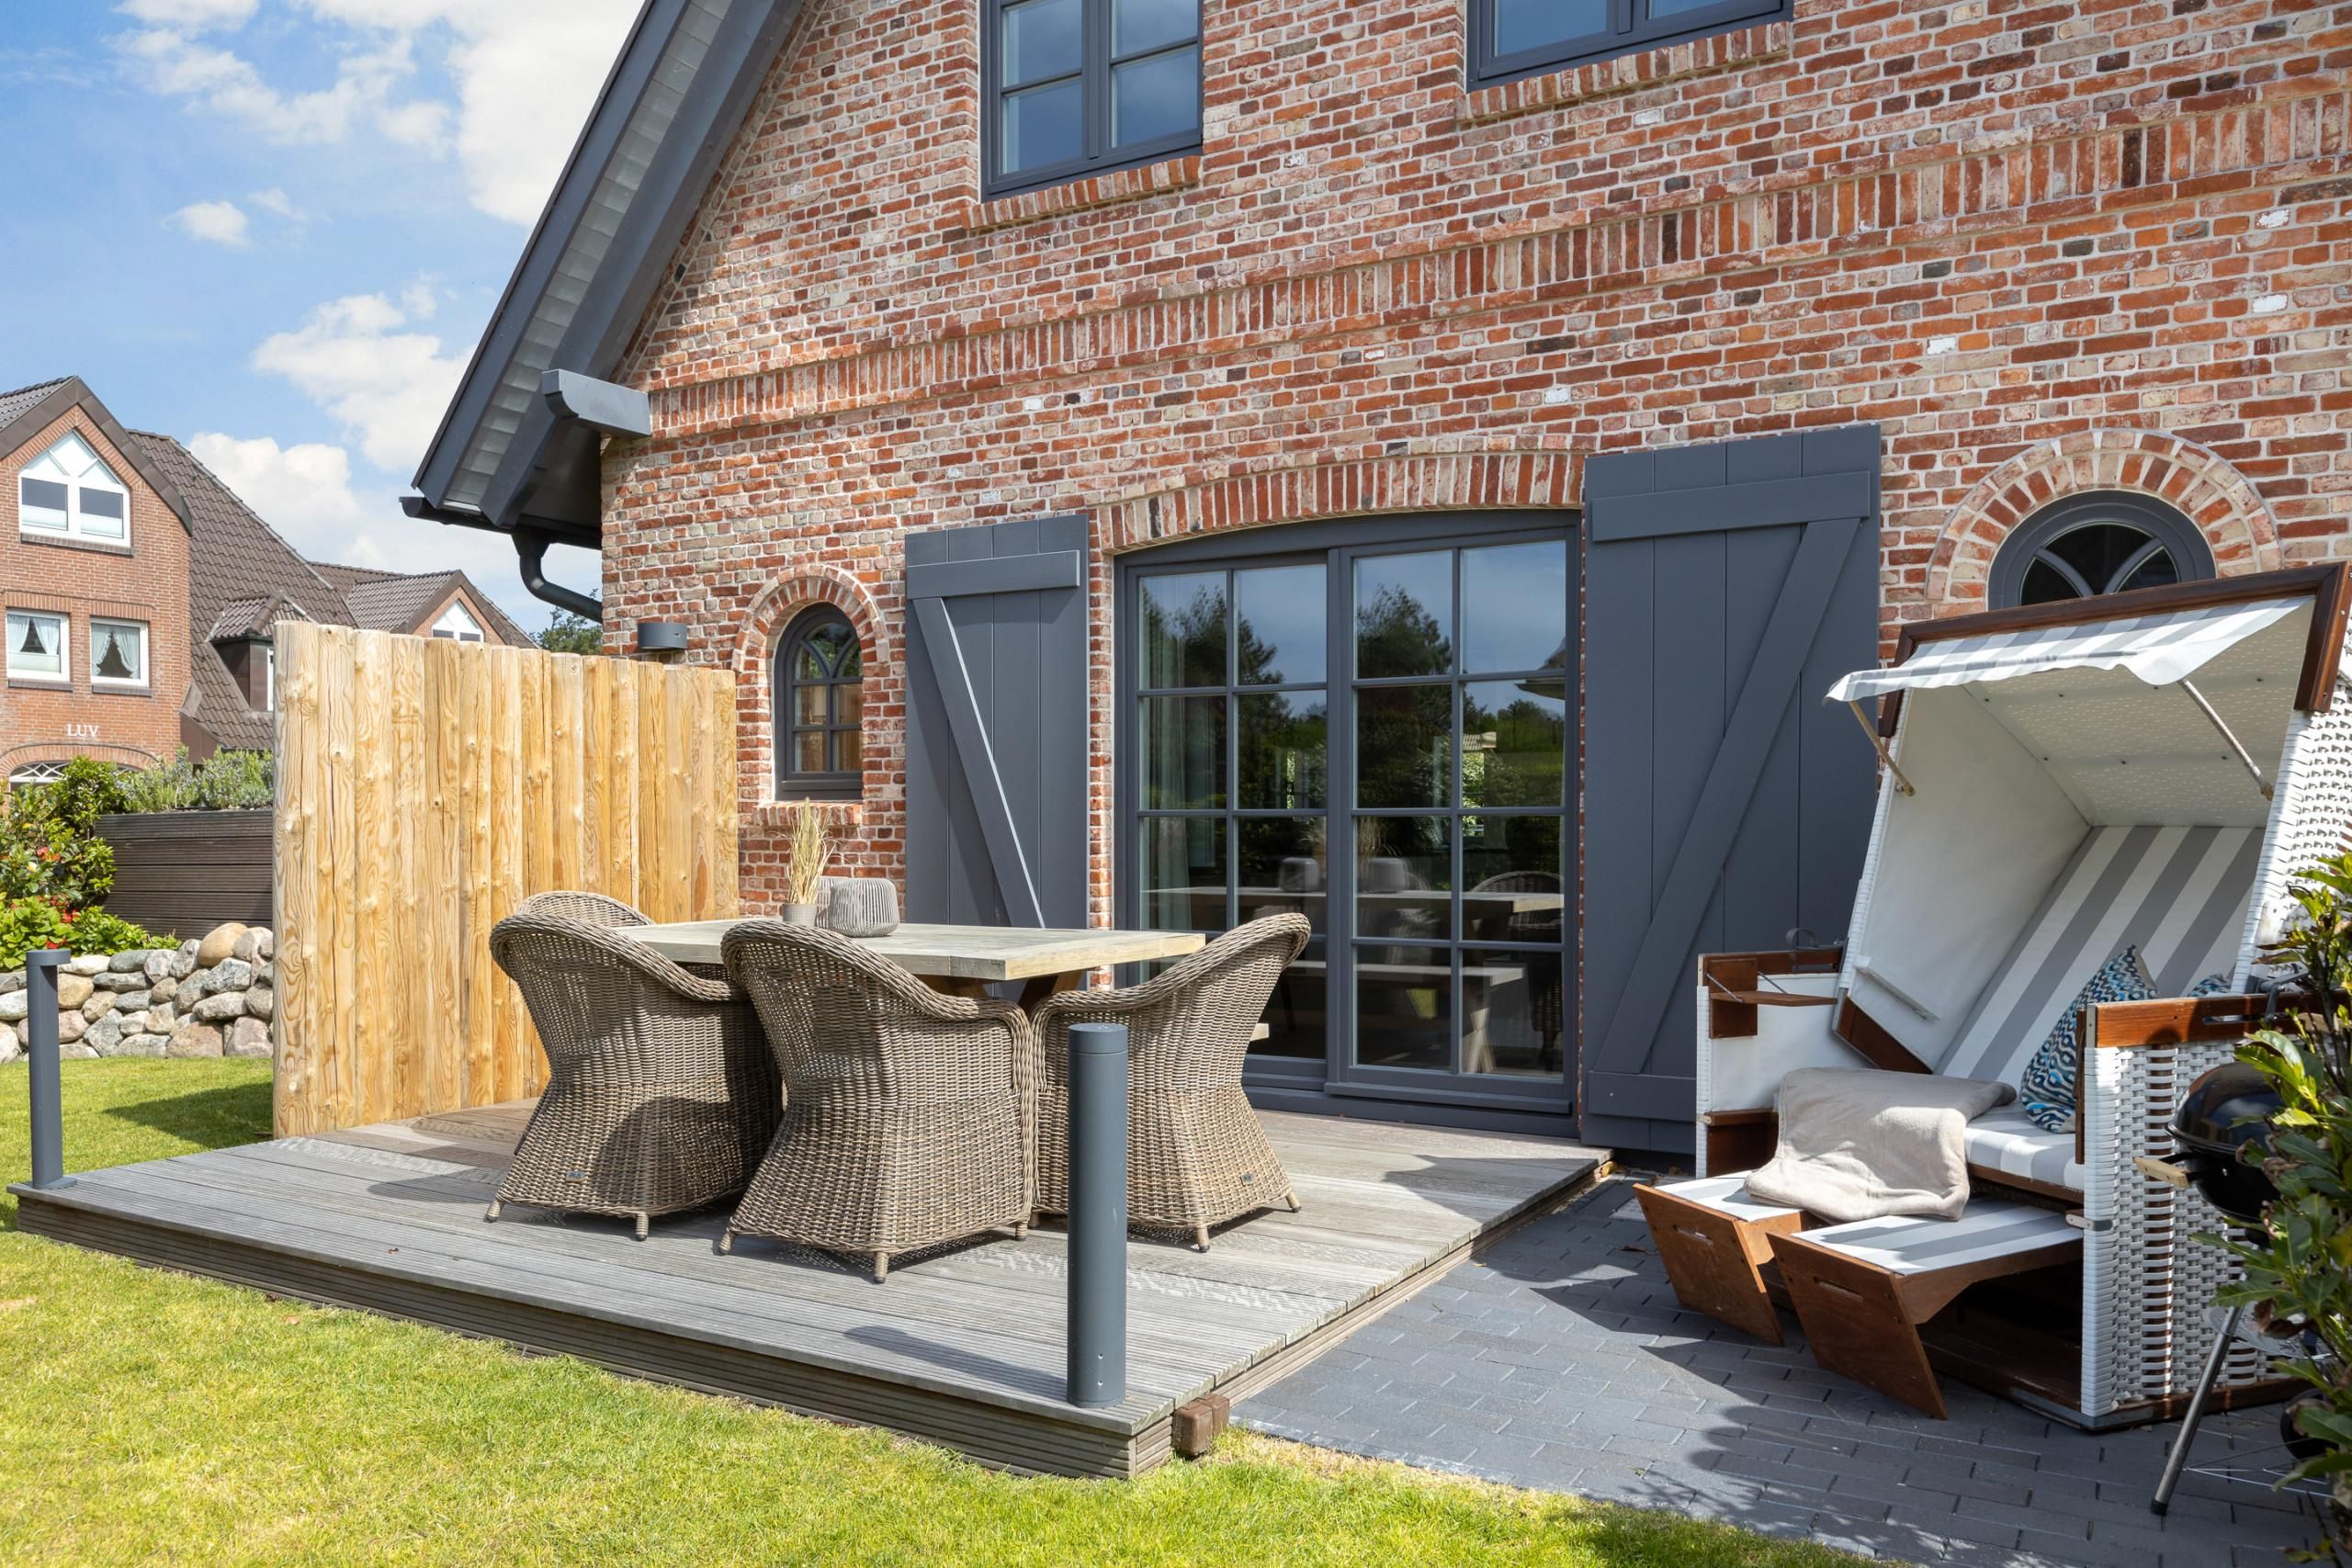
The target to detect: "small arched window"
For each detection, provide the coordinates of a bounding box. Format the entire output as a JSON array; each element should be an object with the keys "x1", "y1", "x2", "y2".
[
  {"x1": 775, "y1": 605, "x2": 864, "y2": 798},
  {"x1": 1989, "y1": 491, "x2": 2217, "y2": 609}
]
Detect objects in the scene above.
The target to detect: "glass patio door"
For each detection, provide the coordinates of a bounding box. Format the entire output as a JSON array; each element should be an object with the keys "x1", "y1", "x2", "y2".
[{"x1": 1124, "y1": 516, "x2": 1575, "y2": 1117}]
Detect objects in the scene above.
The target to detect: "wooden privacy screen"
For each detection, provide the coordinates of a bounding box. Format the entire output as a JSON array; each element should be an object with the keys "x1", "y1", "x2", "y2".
[{"x1": 273, "y1": 623, "x2": 740, "y2": 1136}]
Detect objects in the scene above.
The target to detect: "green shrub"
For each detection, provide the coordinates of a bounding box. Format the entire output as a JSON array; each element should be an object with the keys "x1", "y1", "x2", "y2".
[
  {"x1": 0, "y1": 758, "x2": 125, "y2": 910},
  {"x1": 0, "y1": 898, "x2": 158, "y2": 970},
  {"x1": 108, "y1": 749, "x2": 274, "y2": 813}
]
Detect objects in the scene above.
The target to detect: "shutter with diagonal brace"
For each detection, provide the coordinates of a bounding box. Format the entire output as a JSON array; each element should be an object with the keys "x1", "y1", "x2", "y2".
[
  {"x1": 904, "y1": 514, "x2": 1091, "y2": 929},
  {"x1": 1579, "y1": 426, "x2": 1883, "y2": 1153}
]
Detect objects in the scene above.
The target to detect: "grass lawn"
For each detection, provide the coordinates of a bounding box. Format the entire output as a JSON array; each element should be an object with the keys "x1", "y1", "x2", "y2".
[{"x1": 0, "y1": 1061, "x2": 1862, "y2": 1566}]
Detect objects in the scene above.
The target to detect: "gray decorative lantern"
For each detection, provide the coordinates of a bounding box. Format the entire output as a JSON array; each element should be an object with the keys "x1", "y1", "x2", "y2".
[{"x1": 817, "y1": 876, "x2": 900, "y2": 937}]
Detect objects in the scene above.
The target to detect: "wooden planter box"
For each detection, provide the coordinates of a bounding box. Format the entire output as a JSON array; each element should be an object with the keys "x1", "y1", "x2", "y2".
[{"x1": 97, "y1": 809, "x2": 272, "y2": 940}]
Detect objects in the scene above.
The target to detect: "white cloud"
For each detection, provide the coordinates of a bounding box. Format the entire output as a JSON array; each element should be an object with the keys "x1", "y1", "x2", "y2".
[
  {"x1": 119, "y1": 0, "x2": 257, "y2": 26},
  {"x1": 170, "y1": 198, "x2": 251, "y2": 247},
  {"x1": 247, "y1": 186, "x2": 299, "y2": 220},
  {"x1": 250, "y1": 289, "x2": 468, "y2": 471},
  {"x1": 119, "y1": 0, "x2": 637, "y2": 224}
]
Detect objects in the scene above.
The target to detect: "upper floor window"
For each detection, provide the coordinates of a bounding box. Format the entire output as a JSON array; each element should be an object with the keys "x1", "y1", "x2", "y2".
[
  {"x1": 984, "y1": 0, "x2": 1201, "y2": 198},
  {"x1": 1470, "y1": 0, "x2": 1789, "y2": 86},
  {"x1": 432, "y1": 601, "x2": 486, "y2": 642},
  {"x1": 17, "y1": 432, "x2": 129, "y2": 544},
  {"x1": 1988, "y1": 491, "x2": 2216, "y2": 610},
  {"x1": 775, "y1": 606, "x2": 864, "y2": 798},
  {"x1": 91, "y1": 618, "x2": 147, "y2": 688},
  {"x1": 7, "y1": 610, "x2": 67, "y2": 684}
]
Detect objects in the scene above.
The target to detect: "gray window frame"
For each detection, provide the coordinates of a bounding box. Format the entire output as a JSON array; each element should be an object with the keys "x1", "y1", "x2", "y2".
[
  {"x1": 775, "y1": 604, "x2": 864, "y2": 801},
  {"x1": 1987, "y1": 490, "x2": 2217, "y2": 610},
  {"x1": 982, "y1": 0, "x2": 1203, "y2": 200},
  {"x1": 1115, "y1": 512, "x2": 1577, "y2": 1118},
  {"x1": 1468, "y1": 0, "x2": 1788, "y2": 88}
]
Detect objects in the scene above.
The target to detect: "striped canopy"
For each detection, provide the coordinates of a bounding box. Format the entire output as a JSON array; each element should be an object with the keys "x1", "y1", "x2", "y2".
[{"x1": 1826, "y1": 596, "x2": 2307, "y2": 705}]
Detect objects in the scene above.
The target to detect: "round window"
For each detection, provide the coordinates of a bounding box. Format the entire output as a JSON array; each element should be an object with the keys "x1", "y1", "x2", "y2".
[{"x1": 1987, "y1": 491, "x2": 2216, "y2": 609}]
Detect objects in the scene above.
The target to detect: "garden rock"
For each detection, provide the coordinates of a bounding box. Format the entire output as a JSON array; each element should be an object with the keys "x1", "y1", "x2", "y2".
[
  {"x1": 0, "y1": 1032, "x2": 17, "y2": 1066},
  {"x1": 108, "y1": 949, "x2": 154, "y2": 973},
  {"x1": 148, "y1": 976, "x2": 178, "y2": 1007},
  {"x1": 115, "y1": 1032, "x2": 167, "y2": 1059},
  {"x1": 231, "y1": 929, "x2": 266, "y2": 964},
  {"x1": 56, "y1": 1010, "x2": 85, "y2": 1044},
  {"x1": 85, "y1": 1014, "x2": 125, "y2": 1055},
  {"x1": 246, "y1": 985, "x2": 275, "y2": 1021},
  {"x1": 166, "y1": 1021, "x2": 223, "y2": 1059},
  {"x1": 148, "y1": 1001, "x2": 176, "y2": 1031},
  {"x1": 143, "y1": 951, "x2": 175, "y2": 984},
  {"x1": 94, "y1": 970, "x2": 148, "y2": 991},
  {"x1": 0, "y1": 992, "x2": 26, "y2": 1024},
  {"x1": 54, "y1": 974, "x2": 93, "y2": 1010},
  {"x1": 170, "y1": 942, "x2": 199, "y2": 980},
  {"x1": 191, "y1": 993, "x2": 247, "y2": 1023},
  {"x1": 225, "y1": 1017, "x2": 271, "y2": 1058},
  {"x1": 81, "y1": 992, "x2": 117, "y2": 1021},
  {"x1": 0, "y1": 969, "x2": 21, "y2": 993},
  {"x1": 196, "y1": 923, "x2": 248, "y2": 969},
  {"x1": 113, "y1": 988, "x2": 150, "y2": 1012},
  {"x1": 196, "y1": 959, "x2": 254, "y2": 998},
  {"x1": 64, "y1": 953, "x2": 109, "y2": 977},
  {"x1": 59, "y1": 1043, "x2": 96, "y2": 1061}
]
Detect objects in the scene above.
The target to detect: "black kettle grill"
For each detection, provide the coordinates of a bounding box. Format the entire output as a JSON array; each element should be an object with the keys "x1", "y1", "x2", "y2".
[{"x1": 2166, "y1": 1061, "x2": 2286, "y2": 1225}]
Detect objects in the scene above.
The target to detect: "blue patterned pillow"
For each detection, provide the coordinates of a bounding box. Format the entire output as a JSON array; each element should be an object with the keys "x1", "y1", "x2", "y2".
[
  {"x1": 2019, "y1": 946, "x2": 2155, "y2": 1133},
  {"x1": 2188, "y1": 971, "x2": 2234, "y2": 998}
]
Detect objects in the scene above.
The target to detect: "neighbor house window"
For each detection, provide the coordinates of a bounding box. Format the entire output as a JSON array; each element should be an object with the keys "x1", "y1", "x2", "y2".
[
  {"x1": 431, "y1": 601, "x2": 486, "y2": 641},
  {"x1": 262, "y1": 645, "x2": 275, "y2": 710},
  {"x1": 1988, "y1": 491, "x2": 2216, "y2": 610},
  {"x1": 1470, "y1": 0, "x2": 1788, "y2": 85},
  {"x1": 984, "y1": 0, "x2": 1201, "y2": 197},
  {"x1": 775, "y1": 606, "x2": 864, "y2": 797},
  {"x1": 7, "y1": 611, "x2": 67, "y2": 683},
  {"x1": 17, "y1": 431, "x2": 130, "y2": 543},
  {"x1": 90, "y1": 618, "x2": 147, "y2": 688}
]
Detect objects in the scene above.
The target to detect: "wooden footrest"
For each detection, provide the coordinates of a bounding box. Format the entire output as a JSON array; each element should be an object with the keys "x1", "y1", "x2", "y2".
[
  {"x1": 1634, "y1": 1175, "x2": 1804, "y2": 1346},
  {"x1": 1768, "y1": 1201, "x2": 2081, "y2": 1418}
]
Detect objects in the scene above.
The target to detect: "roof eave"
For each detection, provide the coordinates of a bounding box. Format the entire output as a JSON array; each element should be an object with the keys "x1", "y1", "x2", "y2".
[{"x1": 0, "y1": 379, "x2": 196, "y2": 536}]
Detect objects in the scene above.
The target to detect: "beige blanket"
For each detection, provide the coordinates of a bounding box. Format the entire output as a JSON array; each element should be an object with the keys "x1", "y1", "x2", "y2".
[{"x1": 1741, "y1": 1068, "x2": 2016, "y2": 1223}]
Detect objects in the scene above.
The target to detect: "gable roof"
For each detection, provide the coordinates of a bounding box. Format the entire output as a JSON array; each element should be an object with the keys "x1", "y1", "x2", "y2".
[
  {"x1": 409, "y1": 0, "x2": 802, "y2": 545},
  {"x1": 133, "y1": 433, "x2": 356, "y2": 752},
  {"x1": 313, "y1": 563, "x2": 534, "y2": 647},
  {"x1": 5, "y1": 378, "x2": 194, "y2": 535}
]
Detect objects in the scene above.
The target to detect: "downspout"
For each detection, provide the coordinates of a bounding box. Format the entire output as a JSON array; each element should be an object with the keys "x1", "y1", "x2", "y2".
[{"x1": 513, "y1": 528, "x2": 603, "y2": 622}]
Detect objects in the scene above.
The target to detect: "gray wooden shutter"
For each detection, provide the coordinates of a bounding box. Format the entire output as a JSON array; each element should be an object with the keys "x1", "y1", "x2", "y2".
[
  {"x1": 904, "y1": 514, "x2": 1091, "y2": 929},
  {"x1": 1579, "y1": 425, "x2": 1883, "y2": 1153}
]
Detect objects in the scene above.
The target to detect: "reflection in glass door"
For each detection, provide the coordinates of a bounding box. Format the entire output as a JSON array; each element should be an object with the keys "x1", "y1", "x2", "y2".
[{"x1": 1123, "y1": 517, "x2": 1574, "y2": 1115}]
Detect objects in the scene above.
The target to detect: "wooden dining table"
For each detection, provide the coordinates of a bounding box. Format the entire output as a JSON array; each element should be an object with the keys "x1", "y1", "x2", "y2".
[{"x1": 621, "y1": 919, "x2": 1209, "y2": 1009}]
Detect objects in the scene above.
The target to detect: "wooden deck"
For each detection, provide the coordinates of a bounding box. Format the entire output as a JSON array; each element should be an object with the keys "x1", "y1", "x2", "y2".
[{"x1": 14, "y1": 1106, "x2": 1601, "y2": 1478}]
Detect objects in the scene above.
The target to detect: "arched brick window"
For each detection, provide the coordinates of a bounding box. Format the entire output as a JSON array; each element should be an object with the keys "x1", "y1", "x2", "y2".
[
  {"x1": 775, "y1": 604, "x2": 864, "y2": 799},
  {"x1": 1988, "y1": 491, "x2": 2217, "y2": 610}
]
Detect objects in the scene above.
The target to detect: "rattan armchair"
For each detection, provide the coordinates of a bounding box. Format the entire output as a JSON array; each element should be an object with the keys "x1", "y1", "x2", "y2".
[
  {"x1": 719, "y1": 921, "x2": 1036, "y2": 1282},
  {"x1": 486, "y1": 911, "x2": 781, "y2": 1237},
  {"x1": 514, "y1": 890, "x2": 651, "y2": 928},
  {"x1": 1035, "y1": 913, "x2": 1311, "y2": 1250}
]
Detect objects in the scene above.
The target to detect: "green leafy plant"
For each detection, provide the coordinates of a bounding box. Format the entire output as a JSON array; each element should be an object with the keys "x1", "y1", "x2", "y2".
[
  {"x1": 2205, "y1": 852, "x2": 2352, "y2": 1559},
  {"x1": 0, "y1": 897, "x2": 157, "y2": 970},
  {"x1": 537, "y1": 610, "x2": 603, "y2": 655},
  {"x1": 108, "y1": 748, "x2": 274, "y2": 812},
  {"x1": 0, "y1": 758, "x2": 125, "y2": 910}
]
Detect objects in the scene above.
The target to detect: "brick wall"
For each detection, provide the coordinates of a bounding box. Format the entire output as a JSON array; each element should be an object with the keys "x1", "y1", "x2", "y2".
[
  {"x1": 0, "y1": 406, "x2": 190, "y2": 778},
  {"x1": 594, "y1": 0, "x2": 2352, "y2": 916}
]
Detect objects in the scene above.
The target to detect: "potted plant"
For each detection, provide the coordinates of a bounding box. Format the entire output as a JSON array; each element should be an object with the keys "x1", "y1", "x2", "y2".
[
  {"x1": 780, "y1": 804, "x2": 835, "y2": 925},
  {"x1": 2206, "y1": 854, "x2": 2352, "y2": 1558}
]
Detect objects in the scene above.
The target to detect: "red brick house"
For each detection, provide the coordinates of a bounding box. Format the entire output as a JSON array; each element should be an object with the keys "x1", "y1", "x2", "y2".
[
  {"x1": 3, "y1": 376, "x2": 530, "y2": 776},
  {"x1": 408, "y1": 0, "x2": 2352, "y2": 1146}
]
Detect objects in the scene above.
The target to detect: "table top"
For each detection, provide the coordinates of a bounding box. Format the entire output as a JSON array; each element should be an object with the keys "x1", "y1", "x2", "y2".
[{"x1": 621, "y1": 919, "x2": 1208, "y2": 981}]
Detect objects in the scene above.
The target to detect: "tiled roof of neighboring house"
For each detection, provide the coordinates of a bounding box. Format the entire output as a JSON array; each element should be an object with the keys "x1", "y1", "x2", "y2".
[
  {"x1": 309, "y1": 561, "x2": 535, "y2": 647},
  {"x1": 208, "y1": 592, "x2": 319, "y2": 644},
  {"x1": 0, "y1": 377, "x2": 70, "y2": 429},
  {"x1": 132, "y1": 433, "x2": 354, "y2": 753}
]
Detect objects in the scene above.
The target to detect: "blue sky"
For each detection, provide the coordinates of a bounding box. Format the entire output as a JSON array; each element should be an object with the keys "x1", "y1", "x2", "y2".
[{"x1": 0, "y1": 0, "x2": 635, "y2": 628}]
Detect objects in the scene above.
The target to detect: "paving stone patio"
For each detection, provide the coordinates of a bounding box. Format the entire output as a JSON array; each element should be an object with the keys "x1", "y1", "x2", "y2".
[{"x1": 1238, "y1": 1172, "x2": 2327, "y2": 1567}]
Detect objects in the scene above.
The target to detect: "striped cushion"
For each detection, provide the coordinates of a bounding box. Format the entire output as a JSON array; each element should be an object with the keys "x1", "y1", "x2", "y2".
[
  {"x1": 1964, "y1": 1107, "x2": 2085, "y2": 1191},
  {"x1": 1936, "y1": 824, "x2": 2259, "y2": 1087},
  {"x1": 1801, "y1": 1197, "x2": 2078, "y2": 1273}
]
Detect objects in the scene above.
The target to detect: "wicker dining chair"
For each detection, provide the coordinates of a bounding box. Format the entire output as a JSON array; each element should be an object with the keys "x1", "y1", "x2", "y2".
[
  {"x1": 514, "y1": 890, "x2": 651, "y2": 929},
  {"x1": 1468, "y1": 870, "x2": 1565, "y2": 1070},
  {"x1": 1034, "y1": 913, "x2": 1311, "y2": 1251},
  {"x1": 486, "y1": 911, "x2": 781, "y2": 1237},
  {"x1": 718, "y1": 921, "x2": 1036, "y2": 1282}
]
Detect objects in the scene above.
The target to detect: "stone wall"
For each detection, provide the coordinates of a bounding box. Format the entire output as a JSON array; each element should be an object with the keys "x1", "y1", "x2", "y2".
[{"x1": 0, "y1": 921, "x2": 274, "y2": 1063}]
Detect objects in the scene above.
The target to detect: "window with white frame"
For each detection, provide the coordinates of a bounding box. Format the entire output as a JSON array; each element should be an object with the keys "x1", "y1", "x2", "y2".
[
  {"x1": 261, "y1": 644, "x2": 275, "y2": 710},
  {"x1": 431, "y1": 601, "x2": 486, "y2": 642},
  {"x1": 8, "y1": 762, "x2": 68, "y2": 787},
  {"x1": 7, "y1": 611, "x2": 67, "y2": 682},
  {"x1": 90, "y1": 618, "x2": 147, "y2": 687},
  {"x1": 17, "y1": 432, "x2": 130, "y2": 543}
]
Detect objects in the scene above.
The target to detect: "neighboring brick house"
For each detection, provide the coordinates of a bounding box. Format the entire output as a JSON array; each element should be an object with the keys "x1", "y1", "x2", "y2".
[
  {"x1": 3, "y1": 376, "x2": 530, "y2": 773},
  {"x1": 409, "y1": 1, "x2": 2352, "y2": 1147}
]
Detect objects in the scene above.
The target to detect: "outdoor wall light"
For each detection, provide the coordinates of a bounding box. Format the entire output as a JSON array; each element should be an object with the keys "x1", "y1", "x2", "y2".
[{"x1": 636, "y1": 620, "x2": 690, "y2": 659}]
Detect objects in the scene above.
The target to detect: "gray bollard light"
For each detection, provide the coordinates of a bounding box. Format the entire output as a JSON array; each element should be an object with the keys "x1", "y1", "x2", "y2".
[
  {"x1": 25, "y1": 949, "x2": 72, "y2": 1190},
  {"x1": 1066, "y1": 1021, "x2": 1128, "y2": 1407}
]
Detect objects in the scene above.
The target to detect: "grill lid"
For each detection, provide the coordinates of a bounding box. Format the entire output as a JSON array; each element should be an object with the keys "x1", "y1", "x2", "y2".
[{"x1": 2170, "y1": 1061, "x2": 2284, "y2": 1157}]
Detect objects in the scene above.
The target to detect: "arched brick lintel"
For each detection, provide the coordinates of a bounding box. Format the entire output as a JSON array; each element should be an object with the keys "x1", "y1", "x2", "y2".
[
  {"x1": 1098, "y1": 447, "x2": 1583, "y2": 550},
  {"x1": 1924, "y1": 431, "x2": 2281, "y2": 615},
  {"x1": 729, "y1": 565, "x2": 893, "y2": 825}
]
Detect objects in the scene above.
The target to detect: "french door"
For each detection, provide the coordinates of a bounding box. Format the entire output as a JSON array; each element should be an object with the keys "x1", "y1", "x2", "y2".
[{"x1": 1120, "y1": 513, "x2": 1576, "y2": 1116}]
